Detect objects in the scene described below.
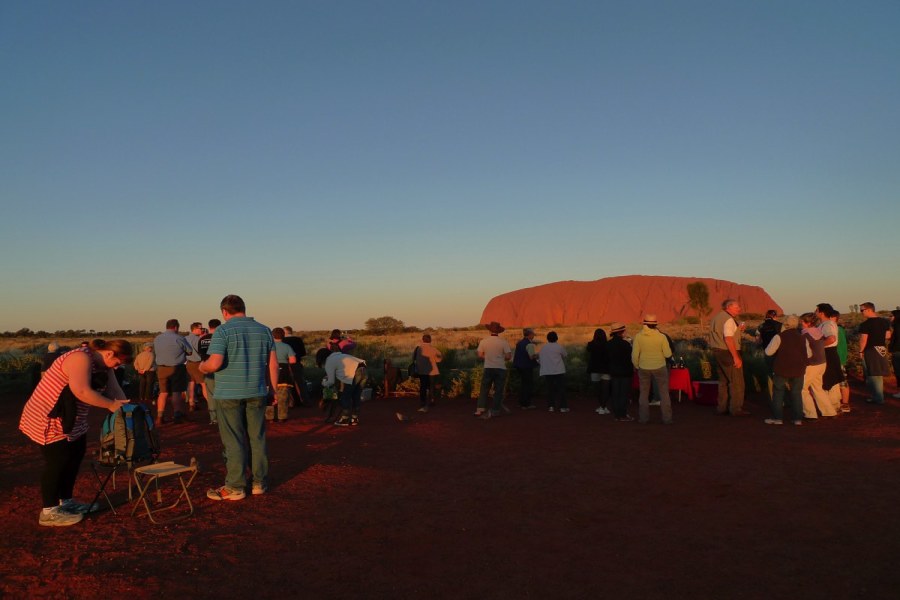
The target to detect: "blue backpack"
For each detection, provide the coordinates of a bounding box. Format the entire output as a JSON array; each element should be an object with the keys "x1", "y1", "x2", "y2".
[{"x1": 98, "y1": 403, "x2": 160, "y2": 466}]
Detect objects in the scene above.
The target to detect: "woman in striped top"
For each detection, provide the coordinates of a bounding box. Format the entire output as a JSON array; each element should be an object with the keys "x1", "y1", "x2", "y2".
[{"x1": 19, "y1": 339, "x2": 133, "y2": 526}]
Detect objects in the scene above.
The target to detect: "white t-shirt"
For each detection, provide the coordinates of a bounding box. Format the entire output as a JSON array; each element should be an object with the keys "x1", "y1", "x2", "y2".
[
  {"x1": 819, "y1": 320, "x2": 838, "y2": 348},
  {"x1": 538, "y1": 343, "x2": 567, "y2": 376},
  {"x1": 477, "y1": 335, "x2": 511, "y2": 369},
  {"x1": 723, "y1": 317, "x2": 738, "y2": 339}
]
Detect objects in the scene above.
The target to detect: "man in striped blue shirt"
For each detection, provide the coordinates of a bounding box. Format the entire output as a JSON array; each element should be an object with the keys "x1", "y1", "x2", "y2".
[{"x1": 200, "y1": 295, "x2": 278, "y2": 501}]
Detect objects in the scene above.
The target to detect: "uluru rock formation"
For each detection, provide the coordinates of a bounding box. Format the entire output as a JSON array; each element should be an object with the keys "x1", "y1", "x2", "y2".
[{"x1": 480, "y1": 275, "x2": 782, "y2": 327}]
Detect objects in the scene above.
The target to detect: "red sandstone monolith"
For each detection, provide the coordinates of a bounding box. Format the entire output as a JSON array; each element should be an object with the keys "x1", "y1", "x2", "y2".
[{"x1": 479, "y1": 275, "x2": 781, "y2": 327}]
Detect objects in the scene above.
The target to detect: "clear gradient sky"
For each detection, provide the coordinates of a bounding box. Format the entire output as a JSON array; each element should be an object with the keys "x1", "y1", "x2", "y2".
[{"x1": 2, "y1": 1, "x2": 898, "y2": 333}]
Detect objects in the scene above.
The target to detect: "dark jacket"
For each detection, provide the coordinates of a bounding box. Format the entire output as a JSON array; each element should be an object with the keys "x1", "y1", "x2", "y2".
[
  {"x1": 773, "y1": 329, "x2": 807, "y2": 378},
  {"x1": 512, "y1": 337, "x2": 537, "y2": 369},
  {"x1": 758, "y1": 318, "x2": 783, "y2": 348},
  {"x1": 586, "y1": 339, "x2": 609, "y2": 374},
  {"x1": 607, "y1": 336, "x2": 634, "y2": 378},
  {"x1": 284, "y1": 336, "x2": 307, "y2": 359}
]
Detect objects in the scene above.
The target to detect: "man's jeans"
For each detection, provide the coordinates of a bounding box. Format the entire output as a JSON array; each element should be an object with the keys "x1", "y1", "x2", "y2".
[
  {"x1": 216, "y1": 396, "x2": 268, "y2": 492},
  {"x1": 638, "y1": 367, "x2": 672, "y2": 424},
  {"x1": 205, "y1": 375, "x2": 217, "y2": 422},
  {"x1": 338, "y1": 381, "x2": 362, "y2": 416},
  {"x1": 861, "y1": 351, "x2": 888, "y2": 404},
  {"x1": 478, "y1": 368, "x2": 506, "y2": 414},
  {"x1": 865, "y1": 376, "x2": 885, "y2": 404},
  {"x1": 771, "y1": 374, "x2": 804, "y2": 420}
]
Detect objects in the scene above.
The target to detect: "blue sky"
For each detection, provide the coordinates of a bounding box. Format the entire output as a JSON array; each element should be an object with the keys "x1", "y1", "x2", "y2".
[{"x1": 2, "y1": 1, "x2": 898, "y2": 333}]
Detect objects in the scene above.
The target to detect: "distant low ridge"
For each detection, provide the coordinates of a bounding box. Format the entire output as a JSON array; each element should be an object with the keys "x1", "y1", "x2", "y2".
[{"x1": 480, "y1": 275, "x2": 782, "y2": 327}]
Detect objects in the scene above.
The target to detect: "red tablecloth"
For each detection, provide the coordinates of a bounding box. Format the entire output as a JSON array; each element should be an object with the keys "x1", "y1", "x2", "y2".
[{"x1": 631, "y1": 368, "x2": 693, "y2": 400}]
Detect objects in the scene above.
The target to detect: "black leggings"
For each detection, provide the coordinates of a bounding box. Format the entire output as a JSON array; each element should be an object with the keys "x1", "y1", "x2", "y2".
[
  {"x1": 417, "y1": 374, "x2": 433, "y2": 406},
  {"x1": 39, "y1": 435, "x2": 87, "y2": 508}
]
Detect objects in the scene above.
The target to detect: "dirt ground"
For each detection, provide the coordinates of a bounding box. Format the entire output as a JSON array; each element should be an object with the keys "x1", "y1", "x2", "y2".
[{"x1": 2, "y1": 379, "x2": 899, "y2": 600}]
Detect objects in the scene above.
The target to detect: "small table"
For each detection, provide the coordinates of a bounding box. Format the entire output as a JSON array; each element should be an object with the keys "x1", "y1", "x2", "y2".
[
  {"x1": 131, "y1": 461, "x2": 198, "y2": 525},
  {"x1": 669, "y1": 368, "x2": 693, "y2": 402}
]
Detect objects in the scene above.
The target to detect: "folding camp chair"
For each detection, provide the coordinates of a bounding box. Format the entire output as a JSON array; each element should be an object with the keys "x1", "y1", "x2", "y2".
[{"x1": 130, "y1": 459, "x2": 198, "y2": 524}]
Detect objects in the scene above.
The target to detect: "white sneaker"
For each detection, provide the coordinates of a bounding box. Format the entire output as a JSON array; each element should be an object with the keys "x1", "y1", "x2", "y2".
[
  {"x1": 892, "y1": 393, "x2": 900, "y2": 399},
  {"x1": 649, "y1": 400, "x2": 661, "y2": 406},
  {"x1": 595, "y1": 407, "x2": 610, "y2": 415},
  {"x1": 548, "y1": 407, "x2": 555, "y2": 412},
  {"x1": 559, "y1": 408, "x2": 570, "y2": 413},
  {"x1": 39, "y1": 506, "x2": 83, "y2": 527},
  {"x1": 252, "y1": 483, "x2": 267, "y2": 496},
  {"x1": 764, "y1": 419, "x2": 783, "y2": 425}
]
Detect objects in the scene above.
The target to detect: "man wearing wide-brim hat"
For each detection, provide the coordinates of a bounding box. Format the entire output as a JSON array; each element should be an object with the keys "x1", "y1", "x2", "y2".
[
  {"x1": 606, "y1": 323, "x2": 635, "y2": 421},
  {"x1": 631, "y1": 314, "x2": 673, "y2": 424},
  {"x1": 475, "y1": 322, "x2": 512, "y2": 418}
]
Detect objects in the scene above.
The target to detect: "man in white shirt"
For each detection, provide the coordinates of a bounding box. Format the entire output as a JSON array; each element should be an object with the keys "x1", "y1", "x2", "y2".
[
  {"x1": 709, "y1": 299, "x2": 750, "y2": 417},
  {"x1": 475, "y1": 321, "x2": 512, "y2": 419}
]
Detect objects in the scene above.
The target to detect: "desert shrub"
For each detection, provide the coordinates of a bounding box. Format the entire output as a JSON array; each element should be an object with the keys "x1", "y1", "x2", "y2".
[
  {"x1": 0, "y1": 350, "x2": 41, "y2": 392},
  {"x1": 0, "y1": 350, "x2": 41, "y2": 373},
  {"x1": 351, "y1": 341, "x2": 390, "y2": 364},
  {"x1": 364, "y1": 316, "x2": 405, "y2": 335},
  {"x1": 393, "y1": 375, "x2": 420, "y2": 394},
  {"x1": 445, "y1": 370, "x2": 469, "y2": 398},
  {"x1": 467, "y1": 366, "x2": 483, "y2": 399},
  {"x1": 437, "y1": 347, "x2": 478, "y2": 371},
  {"x1": 459, "y1": 335, "x2": 481, "y2": 350}
]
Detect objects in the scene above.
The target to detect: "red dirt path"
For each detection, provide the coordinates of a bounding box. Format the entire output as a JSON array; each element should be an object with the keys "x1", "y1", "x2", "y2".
[{"x1": 2, "y1": 383, "x2": 899, "y2": 599}]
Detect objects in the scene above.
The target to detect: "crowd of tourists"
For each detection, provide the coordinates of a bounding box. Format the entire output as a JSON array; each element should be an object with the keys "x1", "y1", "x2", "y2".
[
  {"x1": 20, "y1": 295, "x2": 312, "y2": 525},
  {"x1": 17, "y1": 294, "x2": 899, "y2": 527},
  {"x1": 477, "y1": 300, "x2": 897, "y2": 427}
]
